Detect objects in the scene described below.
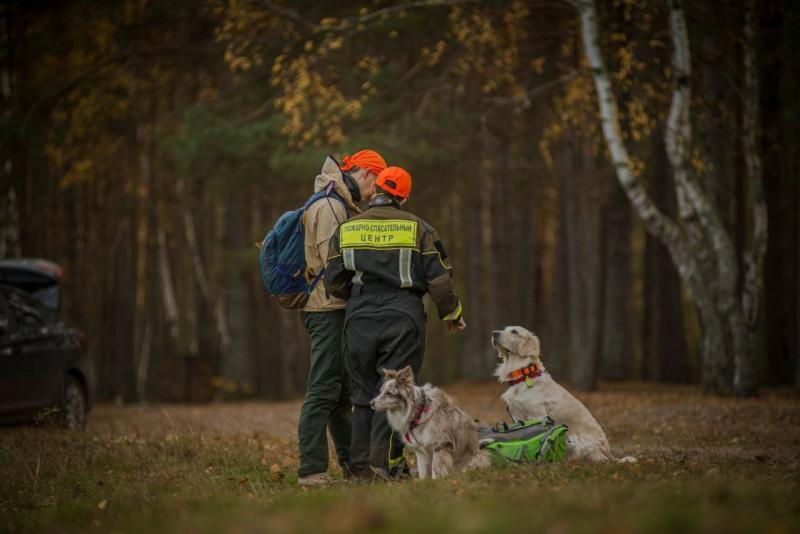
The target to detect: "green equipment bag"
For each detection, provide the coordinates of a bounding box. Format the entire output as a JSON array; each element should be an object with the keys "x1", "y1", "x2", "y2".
[{"x1": 478, "y1": 416, "x2": 568, "y2": 464}]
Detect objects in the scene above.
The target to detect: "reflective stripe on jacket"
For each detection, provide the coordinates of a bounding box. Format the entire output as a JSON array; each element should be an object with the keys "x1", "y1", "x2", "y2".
[{"x1": 324, "y1": 195, "x2": 462, "y2": 321}]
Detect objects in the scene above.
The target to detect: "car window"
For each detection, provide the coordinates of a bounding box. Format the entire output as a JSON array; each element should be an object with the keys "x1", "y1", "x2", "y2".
[{"x1": 5, "y1": 288, "x2": 51, "y2": 339}]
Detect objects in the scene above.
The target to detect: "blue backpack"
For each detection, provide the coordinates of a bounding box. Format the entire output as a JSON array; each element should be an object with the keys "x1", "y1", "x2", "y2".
[{"x1": 259, "y1": 182, "x2": 345, "y2": 309}]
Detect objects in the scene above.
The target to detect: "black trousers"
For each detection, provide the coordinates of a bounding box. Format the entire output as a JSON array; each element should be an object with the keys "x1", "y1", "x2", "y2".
[{"x1": 343, "y1": 292, "x2": 426, "y2": 476}]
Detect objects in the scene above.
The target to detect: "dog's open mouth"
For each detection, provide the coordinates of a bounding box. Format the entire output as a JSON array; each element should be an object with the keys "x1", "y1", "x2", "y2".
[{"x1": 491, "y1": 333, "x2": 508, "y2": 359}]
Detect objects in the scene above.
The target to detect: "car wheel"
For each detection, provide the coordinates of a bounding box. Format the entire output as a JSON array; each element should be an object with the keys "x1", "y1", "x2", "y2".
[{"x1": 60, "y1": 376, "x2": 87, "y2": 431}]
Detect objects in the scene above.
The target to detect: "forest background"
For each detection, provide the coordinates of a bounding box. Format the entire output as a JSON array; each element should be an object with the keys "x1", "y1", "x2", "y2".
[{"x1": 1, "y1": 0, "x2": 797, "y2": 402}]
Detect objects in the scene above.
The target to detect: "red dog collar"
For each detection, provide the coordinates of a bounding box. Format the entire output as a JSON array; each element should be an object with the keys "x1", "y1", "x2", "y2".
[
  {"x1": 404, "y1": 397, "x2": 430, "y2": 443},
  {"x1": 505, "y1": 364, "x2": 542, "y2": 387}
]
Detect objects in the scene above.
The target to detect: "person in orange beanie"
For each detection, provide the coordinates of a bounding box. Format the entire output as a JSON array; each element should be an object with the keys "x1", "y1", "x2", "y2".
[
  {"x1": 296, "y1": 149, "x2": 387, "y2": 488},
  {"x1": 324, "y1": 166, "x2": 466, "y2": 480}
]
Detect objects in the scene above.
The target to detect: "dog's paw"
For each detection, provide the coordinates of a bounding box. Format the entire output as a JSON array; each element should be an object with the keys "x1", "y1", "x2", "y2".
[{"x1": 465, "y1": 451, "x2": 492, "y2": 471}]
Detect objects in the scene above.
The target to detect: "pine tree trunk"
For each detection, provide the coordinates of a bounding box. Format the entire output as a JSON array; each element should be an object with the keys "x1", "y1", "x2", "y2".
[
  {"x1": 179, "y1": 178, "x2": 229, "y2": 359},
  {"x1": 760, "y1": 1, "x2": 794, "y2": 385},
  {"x1": 577, "y1": 196, "x2": 602, "y2": 391},
  {"x1": 518, "y1": 184, "x2": 538, "y2": 329},
  {"x1": 134, "y1": 122, "x2": 153, "y2": 402},
  {"x1": 563, "y1": 143, "x2": 601, "y2": 390},
  {"x1": 220, "y1": 193, "x2": 255, "y2": 396},
  {"x1": 465, "y1": 188, "x2": 483, "y2": 379},
  {"x1": 480, "y1": 116, "x2": 499, "y2": 376},
  {"x1": 276, "y1": 310, "x2": 301, "y2": 397},
  {"x1": 1, "y1": 8, "x2": 21, "y2": 259},
  {"x1": 796, "y1": 149, "x2": 800, "y2": 391},
  {"x1": 600, "y1": 183, "x2": 633, "y2": 380},
  {"x1": 644, "y1": 133, "x2": 689, "y2": 382},
  {"x1": 564, "y1": 148, "x2": 580, "y2": 386},
  {"x1": 737, "y1": 0, "x2": 767, "y2": 396},
  {"x1": 699, "y1": 32, "x2": 731, "y2": 221},
  {"x1": 550, "y1": 166, "x2": 572, "y2": 380}
]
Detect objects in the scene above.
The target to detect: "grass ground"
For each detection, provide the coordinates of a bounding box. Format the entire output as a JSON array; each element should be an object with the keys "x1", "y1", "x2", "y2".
[{"x1": 1, "y1": 382, "x2": 799, "y2": 533}]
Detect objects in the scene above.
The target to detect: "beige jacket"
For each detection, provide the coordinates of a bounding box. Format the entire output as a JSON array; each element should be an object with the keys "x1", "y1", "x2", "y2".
[{"x1": 301, "y1": 156, "x2": 360, "y2": 312}]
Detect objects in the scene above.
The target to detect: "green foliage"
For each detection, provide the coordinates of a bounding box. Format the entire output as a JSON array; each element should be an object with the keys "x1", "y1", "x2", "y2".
[{"x1": 166, "y1": 106, "x2": 280, "y2": 195}]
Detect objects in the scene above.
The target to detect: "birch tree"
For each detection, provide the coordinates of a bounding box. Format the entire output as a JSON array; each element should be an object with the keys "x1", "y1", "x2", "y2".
[{"x1": 575, "y1": 0, "x2": 767, "y2": 395}]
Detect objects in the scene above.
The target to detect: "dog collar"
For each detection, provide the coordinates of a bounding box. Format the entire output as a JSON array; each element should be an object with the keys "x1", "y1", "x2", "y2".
[
  {"x1": 404, "y1": 396, "x2": 430, "y2": 443},
  {"x1": 505, "y1": 364, "x2": 542, "y2": 388}
]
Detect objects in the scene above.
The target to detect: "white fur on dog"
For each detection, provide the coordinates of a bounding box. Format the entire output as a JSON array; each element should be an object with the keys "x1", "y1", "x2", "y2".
[
  {"x1": 492, "y1": 326, "x2": 636, "y2": 463},
  {"x1": 371, "y1": 366, "x2": 490, "y2": 479}
]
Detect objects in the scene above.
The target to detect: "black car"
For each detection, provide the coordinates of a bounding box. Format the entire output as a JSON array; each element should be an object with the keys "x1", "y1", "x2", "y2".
[{"x1": 0, "y1": 259, "x2": 93, "y2": 430}]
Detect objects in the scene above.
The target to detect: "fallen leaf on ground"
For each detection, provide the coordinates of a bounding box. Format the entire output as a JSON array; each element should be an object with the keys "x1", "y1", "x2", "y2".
[{"x1": 269, "y1": 463, "x2": 285, "y2": 481}]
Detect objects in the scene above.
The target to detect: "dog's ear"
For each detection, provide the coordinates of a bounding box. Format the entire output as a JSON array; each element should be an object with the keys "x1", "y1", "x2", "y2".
[
  {"x1": 521, "y1": 332, "x2": 541, "y2": 357},
  {"x1": 381, "y1": 368, "x2": 397, "y2": 380},
  {"x1": 397, "y1": 365, "x2": 415, "y2": 384}
]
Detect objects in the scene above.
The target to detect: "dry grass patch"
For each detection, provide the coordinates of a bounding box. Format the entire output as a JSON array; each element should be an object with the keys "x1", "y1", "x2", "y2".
[{"x1": 1, "y1": 383, "x2": 798, "y2": 533}]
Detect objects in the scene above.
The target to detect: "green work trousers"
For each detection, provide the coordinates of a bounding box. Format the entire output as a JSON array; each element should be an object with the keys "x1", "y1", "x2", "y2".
[{"x1": 297, "y1": 310, "x2": 352, "y2": 478}]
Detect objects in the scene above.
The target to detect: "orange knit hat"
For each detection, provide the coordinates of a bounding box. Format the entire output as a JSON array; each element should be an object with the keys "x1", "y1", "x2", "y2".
[
  {"x1": 340, "y1": 149, "x2": 387, "y2": 176},
  {"x1": 375, "y1": 166, "x2": 412, "y2": 200}
]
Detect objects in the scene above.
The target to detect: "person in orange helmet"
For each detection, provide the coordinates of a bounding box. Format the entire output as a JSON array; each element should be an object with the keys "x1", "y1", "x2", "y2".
[
  {"x1": 324, "y1": 166, "x2": 466, "y2": 480},
  {"x1": 296, "y1": 149, "x2": 387, "y2": 488},
  {"x1": 339, "y1": 149, "x2": 387, "y2": 202}
]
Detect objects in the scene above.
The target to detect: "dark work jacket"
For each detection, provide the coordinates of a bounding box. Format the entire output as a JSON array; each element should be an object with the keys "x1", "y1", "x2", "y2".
[{"x1": 324, "y1": 195, "x2": 463, "y2": 321}]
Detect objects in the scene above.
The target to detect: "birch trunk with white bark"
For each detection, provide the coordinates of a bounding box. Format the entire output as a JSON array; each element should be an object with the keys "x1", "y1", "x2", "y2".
[
  {"x1": 157, "y1": 225, "x2": 180, "y2": 344},
  {"x1": 575, "y1": 0, "x2": 763, "y2": 395},
  {"x1": 177, "y1": 178, "x2": 231, "y2": 354},
  {"x1": 134, "y1": 122, "x2": 152, "y2": 402},
  {"x1": 661, "y1": 0, "x2": 745, "y2": 394}
]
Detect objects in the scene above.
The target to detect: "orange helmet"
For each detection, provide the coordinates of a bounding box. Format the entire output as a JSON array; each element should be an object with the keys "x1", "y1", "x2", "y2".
[
  {"x1": 375, "y1": 166, "x2": 412, "y2": 200},
  {"x1": 340, "y1": 149, "x2": 387, "y2": 176}
]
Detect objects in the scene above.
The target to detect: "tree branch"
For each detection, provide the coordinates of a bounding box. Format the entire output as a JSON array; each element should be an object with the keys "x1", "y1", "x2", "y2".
[
  {"x1": 20, "y1": 52, "x2": 129, "y2": 133},
  {"x1": 257, "y1": 0, "x2": 317, "y2": 31},
  {"x1": 20, "y1": 46, "x2": 216, "y2": 133},
  {"x1": 258, "y1": 0, "x2": 481, "y2": 34},
  {"x1": 483, "y1": 69, "x2": 584, "y2": 107}
]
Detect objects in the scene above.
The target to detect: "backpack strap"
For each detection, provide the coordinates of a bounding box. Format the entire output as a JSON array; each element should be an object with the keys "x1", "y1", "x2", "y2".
[
  {"x1": 308, "y1": 270, "x2": 326, "y2": 292},
  {"x1": 304, "y1": 182, "x2": 347, "y2": 291},
  {"x1": 303, "y1": 181, "x2": 346, "y2": 212}
]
